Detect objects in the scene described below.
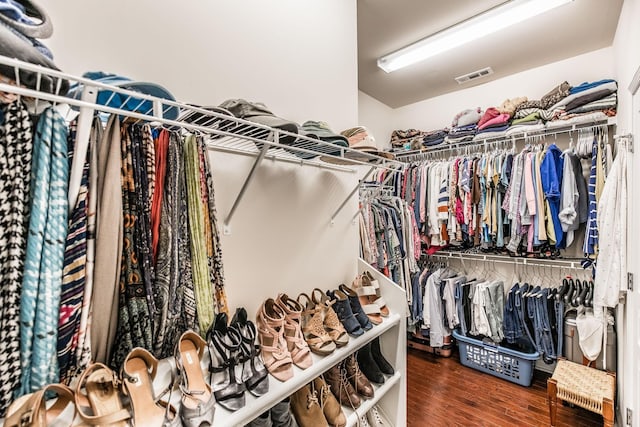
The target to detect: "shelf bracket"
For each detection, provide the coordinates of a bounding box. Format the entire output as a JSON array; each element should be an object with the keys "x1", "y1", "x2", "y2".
[
  {"x1": 223, "y1": 144, "x2": 270, "y2": 234},
  {"x1": 331, "y1": 166, "x2": 375, "y2": 225}
]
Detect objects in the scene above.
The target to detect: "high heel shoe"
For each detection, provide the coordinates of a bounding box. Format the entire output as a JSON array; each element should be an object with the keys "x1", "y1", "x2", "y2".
[
  {"x1": 121, "y1": 348, "x2": 180, "y2": 427},
  {"x1": 75, "y1": 363, "x2": 130, "y2": 426},
  {"x1": 175, "y1": 331, "x2": 216, "y2": 426},
  {"x1": 362, "y1": 271, "x2": 389, "y2": 317},
  {"x1": 207, "y1": 312, "x2": 247, "y2": 411},
  {"x1": 312, "y1": 288, "x2": 349, "y2": 347},
  {"x1": 275, "y1": 294, "x2": 313, "y2": 369},
  {"x1": 298, "y1": 293, "x2": 337, "y2": 355},
  {"x1": 351, "y1": 275, "x2": 382, "y2": 325},
  {"x1": 230, "y1": 307, "x2": 270, "y2": 396},
  {"x1": 339, "y1": 284, "x2": 373, "y2": 331},
  {"x1": 7, "y1": 384, "x2": 80, "y2": 426},
  {"x1": 256, "y1": 299, "x2": 294, "y2": 382},
  {"x1": 327, "y1": 289, "x2": 364, "y2": 337}
]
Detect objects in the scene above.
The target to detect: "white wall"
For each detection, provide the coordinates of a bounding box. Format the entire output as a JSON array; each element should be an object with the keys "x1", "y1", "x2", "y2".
[
  {"x1": 358, "y1": 90, "x2": 395, "y2": 150},
  {"x1": 612, "y1": 0, "x2": 640, "y2": 422},
  {"x1": 43, "y1": 0, "x2": 358, "y2": 132},
  {"x1": 42, "y1": 0, "x2": 362, "y2": 318},
  {"x1": 392, "y1": 47, "x2": 615, "y2": 131}
]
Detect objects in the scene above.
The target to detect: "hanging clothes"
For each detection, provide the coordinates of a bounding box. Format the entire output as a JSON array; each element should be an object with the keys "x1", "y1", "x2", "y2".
[
  {"x1": 19, "y1": 106, "x2": 69, "y2": 395},
  {"x1": 0, "y1": 101, "x2": 33, "y2": 416},
  {"x1": 91, "y1": 115, "x2": 123, "y2": 364}
]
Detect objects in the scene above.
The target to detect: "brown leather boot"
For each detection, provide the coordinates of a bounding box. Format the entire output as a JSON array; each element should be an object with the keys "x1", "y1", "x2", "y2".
[
  {"x1": 314, "y1": 376, "x2": 346, "y2": 427},
  {"x1": 344, "y1": 353, "x2": 374, "y2": 398},
  {"x1": 323, "y1": 361, "x2": 361, "y2": 409},
  {"x1": 290, "y1": 383, "x2": 328, "y2": 427}
]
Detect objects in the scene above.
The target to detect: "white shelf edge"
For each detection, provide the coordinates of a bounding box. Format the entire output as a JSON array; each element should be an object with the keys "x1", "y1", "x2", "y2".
[
  {"x1": 343, "y1": 371, "x2": 402, "y2": 427},
  {"x1": 215, "y1": 313, "x2": 402, "y2": 427}
]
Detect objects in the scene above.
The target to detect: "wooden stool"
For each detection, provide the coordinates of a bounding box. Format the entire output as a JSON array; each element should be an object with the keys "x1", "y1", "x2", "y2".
[{"x1": 547, "y1": 359, "x2": 616, "y2": 427}]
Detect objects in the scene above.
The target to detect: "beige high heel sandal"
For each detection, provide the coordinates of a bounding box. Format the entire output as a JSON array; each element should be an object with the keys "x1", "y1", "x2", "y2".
[
  {"x1": 298, "y1": 293, "x2": 337, "y2": 356},
  {"x1": 256, "y1": 298, "x2": 294, "y2": 382},
  {"x1": 121, "y1": 348, "x2": 180, "y2": 427},
  {"x1": 276, "y1": 293, "x2": 313, "y2": 369},
  {"x1": 75, "y1": 363, "x2": 131, "y2": 426},
  {"x1": 311, "y1": 288, "x2": 349, "y2": 348},
  {"x1": 6, "y1": 384, "x2": 79, "y2": 426}
]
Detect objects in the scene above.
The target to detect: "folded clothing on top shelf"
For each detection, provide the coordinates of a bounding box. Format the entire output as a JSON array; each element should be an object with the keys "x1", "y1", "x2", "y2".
[{"x1": 451, "y1": 107, "x2": 482, "y2": 127}]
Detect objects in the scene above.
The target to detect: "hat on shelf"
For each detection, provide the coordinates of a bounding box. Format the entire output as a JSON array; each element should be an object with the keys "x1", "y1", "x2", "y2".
[
  {"x1": 218, "y1": 98, "x2": 298, "y2": 146},
  {"x1": 338, "y1": 126, "x2": 395, "y2": 162},
  {"x1": 67, "y1": 71, "x2": 179, "y2": 120},
  {"x1": 297, "y1": 120, "x2": 349, "y2": 156}
]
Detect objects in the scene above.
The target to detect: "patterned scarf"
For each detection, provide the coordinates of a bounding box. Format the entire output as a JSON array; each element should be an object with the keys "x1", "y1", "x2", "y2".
[
  {"x1": 19, "y1": 106, "x2": 69, "y2": 395},
  {"x1": 0, "y1": 101, "x2": 33, "y2": 416}
]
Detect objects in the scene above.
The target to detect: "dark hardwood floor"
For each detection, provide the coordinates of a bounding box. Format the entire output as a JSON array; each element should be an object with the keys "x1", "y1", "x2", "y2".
[{"x1": 407, "y1": 348, "x2": 604, "y2": 427}]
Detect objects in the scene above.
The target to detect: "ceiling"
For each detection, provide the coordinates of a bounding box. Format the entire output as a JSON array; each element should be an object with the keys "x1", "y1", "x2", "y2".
[{"x1": 357, "y1": 0, "x2": 624, "y2": 108}]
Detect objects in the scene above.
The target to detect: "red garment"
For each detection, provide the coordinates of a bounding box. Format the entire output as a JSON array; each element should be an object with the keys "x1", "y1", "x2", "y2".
[
  {"x1": 478, "y1": 107, "x2": 501, "y2": 128},
  {"x1": 151, "y1": 129, "x2": 169, "y2": 262}
]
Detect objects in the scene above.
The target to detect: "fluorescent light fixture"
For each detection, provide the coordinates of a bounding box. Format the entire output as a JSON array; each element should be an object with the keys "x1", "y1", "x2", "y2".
[{"x1": 377, "y1": 0, "x2": 573, "y2": 73}]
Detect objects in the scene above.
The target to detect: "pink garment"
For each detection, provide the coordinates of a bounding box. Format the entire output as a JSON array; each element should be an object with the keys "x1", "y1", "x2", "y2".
[
  {"x1": 478, "y1": 107, "x2": 500, "y2": 127},
  {"x1": 478, "y1": 112, "x2": 511, "y2": 130},
  {"x1": 455, "y1": 198, "x2": 464, "y2": 224},
  {"x1": 523, "y1": 154, "x2": 536, "y2": 215}
]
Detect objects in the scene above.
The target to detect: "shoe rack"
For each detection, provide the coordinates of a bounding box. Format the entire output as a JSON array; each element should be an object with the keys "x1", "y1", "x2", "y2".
[{"x1": 212, "y1": 258, "x2": 406, "y2": 427}]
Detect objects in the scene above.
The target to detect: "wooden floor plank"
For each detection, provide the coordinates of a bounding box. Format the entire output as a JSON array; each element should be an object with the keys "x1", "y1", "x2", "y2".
[{"x1": 407, "y1": 348, "x2": 604, "y2": 426}]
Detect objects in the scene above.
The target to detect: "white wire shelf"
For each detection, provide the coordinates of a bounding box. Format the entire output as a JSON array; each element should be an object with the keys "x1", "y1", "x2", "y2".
[
  {"x1": 0, "y1": 56, "x2": 401, "y2": 172},
  {"x1": 429, "y1": 250, "x2": 586, "y2": 270}
]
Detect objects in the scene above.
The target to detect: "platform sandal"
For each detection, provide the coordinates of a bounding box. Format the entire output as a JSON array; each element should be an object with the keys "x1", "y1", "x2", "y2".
[
  {"x1": 230, "y1": 307, "x2": 270, "y2": 396},
  {"x1": 298, "y1": 293, "x2": 337, "y2": 356},
  {"x1": 327, "y1": 289, "x2": 364, "y2": 337},
  {"x1": 256, "y1": 298, "x2": 294, "y2": 382},
  {"x1": 312, "y1": 288, "x2": 349, "y2": 347},
  {"x1": 339, "y1": 284, "x2": 373, "y2": 331},
  {"x1": 121, "y1": 348, "x2": 181, "y2": 427},
  {"x1": 75, "y1": 363, "x2": 130, "y2": 426},
  {"x1": 351, "y1": 275, "x2": 382, "y2": 325},
  {"x1": 275, "y1": 294, "x2": 313, "y2": 369},
  {"x1": 362, "y1": 271, "x2": 389, "y2": 317},
  {"x1": 176, "y1": 331, "x2": 216, "y2": 427},
  {"x1": 207, "y1": 312, "x2": 247, "y2": 411},
  {"x1": 6, "y1": 383, "x2": 79, "y2": 426}
]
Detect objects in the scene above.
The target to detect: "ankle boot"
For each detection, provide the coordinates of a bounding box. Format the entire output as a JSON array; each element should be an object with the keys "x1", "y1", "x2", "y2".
[
  {"x1": 339, "y1": 284, "x2": 373, "y2": 331},
  {"x1": 313, "y1": 376, "x2": 346, "y2": 427},
  {"x1": 323, "y1": 362, "x2": 361, "y2": 409},
  {"x1": 370, "y1": 336, "x2": 394, "y2": 375},
  {"x1": 271, "y1": 397, "x2": 298, "y2": 427},
  {"x1": 356, "y1": 343, "x2": 385, "y2": 384},
  {"x1": 290, "y1": 384, "x2": 327, "y2": 427},
  {"x1": 344, "y1": 354, "x2": 374, "y2": 398},
  {"x1": 247, "y1": 411, "x2": 272, "y2": 427}
]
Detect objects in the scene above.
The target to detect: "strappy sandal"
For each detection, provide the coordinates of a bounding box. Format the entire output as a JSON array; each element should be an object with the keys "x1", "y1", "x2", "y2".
[
  {"x1": 121, "y1": 348, "x2": 180, "y2": 427},
  {"x1": 207, "y1": 312, "x2": 247, "y2": 410},
  {"x1": 312, "y1": 288, "x2": 349, "y2": 347},
  {"x1": 175, "y1": 331, "x2": 216, "y2": 427},
  {"x1": 6, "y1": 383, "x2": 78, "y2": 426},
  {"x1": 256, "y1": 299, "x2": 294, "y2": 382},
  {"x1": 362, "y1": 271, "x2": 389, "y2": 317},
  {"x1": 350, "y1": 276, "x2": 383, "y2": 325},
  {"x1": 230, "y1": 307, "x2": 270, "y2": 396},
  {"x1": 75, "y1": 363, "x2": 130, "y2": 426},
  {"x1": 297, "y1": 293, "x2": 337, "y2": 356},
  {"x1": 275, "y1": 294, "x2": 313, "y2": 369}
]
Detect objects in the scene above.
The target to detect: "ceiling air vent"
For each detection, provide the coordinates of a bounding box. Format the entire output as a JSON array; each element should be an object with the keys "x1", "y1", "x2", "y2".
[{"x1": 455, "y1": 67, "x2": 494, "y2": 84}]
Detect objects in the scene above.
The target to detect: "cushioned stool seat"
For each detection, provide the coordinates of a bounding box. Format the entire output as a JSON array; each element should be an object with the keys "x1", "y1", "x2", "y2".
[{"x1": 547, "y1": 359, "x2": 616, "y2": 427}]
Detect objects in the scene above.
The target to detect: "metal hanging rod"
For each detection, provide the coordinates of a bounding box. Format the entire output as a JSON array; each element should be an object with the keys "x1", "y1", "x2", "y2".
[
  {"x1": 429, "y1": 250, "x2": 585, "y2": 270},
  {"x1": 394, "y1": 118, "x2": 616, "y2": 163}
]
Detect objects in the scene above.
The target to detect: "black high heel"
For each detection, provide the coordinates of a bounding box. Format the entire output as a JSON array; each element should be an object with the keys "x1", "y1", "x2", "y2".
[
  {"x1": 207, "y1": 312, "x2": 246, "y2": 411},
  {"x1": 230, "y1": 307, "x2": 269, "y2": 397}
]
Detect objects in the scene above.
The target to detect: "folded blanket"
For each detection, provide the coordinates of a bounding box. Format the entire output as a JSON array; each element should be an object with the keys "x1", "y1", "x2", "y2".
[
  {"x1": 514, "y1": 99, "x2": 543, "y2": 113},
  {"x1": 498, "y1": 96, "x2": 527, "y2": 115},
  {"x1": 569, "y1": 79, "x2": 616, "y2": 95},
  {"x1": 545, "y1": 111, "x2": 609, "y2": 129},
  {"x1": 565, "y1": 93, "x2": 617, "y2": 115},
  {"x1": 548, "y1": 81, "x2": 618, "y2": 111},
  {"x1": 564, "y1": 88, "x2": 616, "y2": 111},
  {"x1": 540, "y1": 81, "x2": 571, "y2": 109},
  {"x1": 505, "y1": 122, "x2": 545, "y2": 136},
  {"x1": 451, "y1": 107, "x2": 482, "y2": 127}
]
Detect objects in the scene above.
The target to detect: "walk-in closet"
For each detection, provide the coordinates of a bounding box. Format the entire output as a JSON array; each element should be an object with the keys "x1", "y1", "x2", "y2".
[{"x1": 0, "y1": 0, "x2": 637, "y2": 426}]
